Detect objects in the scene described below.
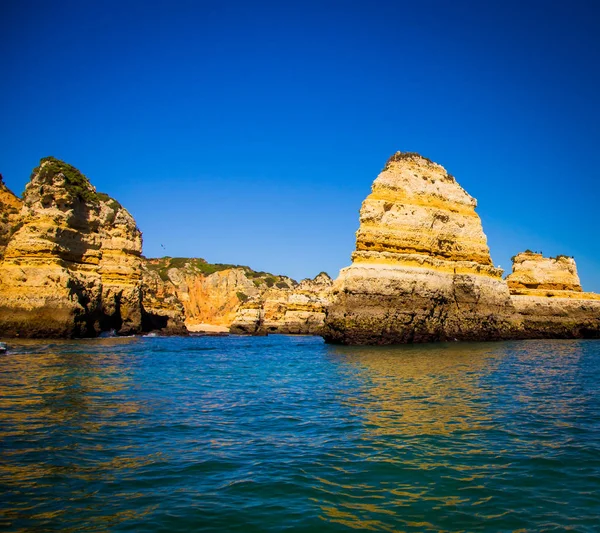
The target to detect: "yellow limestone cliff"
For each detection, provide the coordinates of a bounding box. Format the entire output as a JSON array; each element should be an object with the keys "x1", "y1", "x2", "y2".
[
  {"x1": 0, "y1": 157, "x2": 144, "y2": 337},
  {"x1": 140, "y1": 262, "x2": 187, "y2": 334},
  {"x1": 3, "y1": 154, "x2": 597, "y2": 341},
  {"x1": 507, "y1": 252, "x2": 600, "y2": 338},
  {"x1": 0, "y1": 174, "x2": 23, "y2": 261},
  {"x1": 507, "y1": 251, "x2": 582, "y2": 292},
  {"x1": 0, "y1": 175, "x2": 23, "y2": 259},
  {"x1": 323, "y1": 152, "x2": 520, "y2": 344},
  {"x1": 230, "y1": 272, "x2": 333, "y2": 335},
  {"x1": 141, "y1": 257, "x2": 297, "y2": 331}
]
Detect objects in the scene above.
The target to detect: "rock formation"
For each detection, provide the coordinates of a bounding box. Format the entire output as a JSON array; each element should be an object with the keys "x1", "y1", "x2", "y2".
[
  {"x1": 0, "y1": 174, "x2": 23, "y2": 259},
  {"x1": 507, "y1": 252, "x2": 600, "y2": 338},
  {"x1": 0, "y1": 157, "x2": 144, "y2": 337},
  {"x1": 507, "y1": 251, "x2": 582, "y2": 292},
  {"x1": 2, "y1": 154, "x2": 598, "y2": 342},
  {"x1": 323, "y1": 152, "x2": 600, "y2": 344},
  {"x1": 322, "y1": 152, "x2": 522, "y2": 344},
  {"x1": 140, "y1": 262, "x2": 188, "y2": 335},
  {"x1": 142, "y1": 257, "x2": 297, "y2": 332},
  {"x1": 0, "y1": 158, "x2": 301, "y2": 338},
  {"x1": 230, "y1": 272, "x2": 333, "y2": 335}
]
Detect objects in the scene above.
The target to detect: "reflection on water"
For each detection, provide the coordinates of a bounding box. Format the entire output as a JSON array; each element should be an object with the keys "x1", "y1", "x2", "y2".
[
  {"x1": 318, "y1": 341, "x2": 600, "y2": 531},
  {"x1": 328, "y1": 342, "x2": 501, "y2": 437},
  {"x1": 1, "y1": 336, "x2": 599, "y2": 532},
  {"x1": 0, "y1": 338, "x2": 160, "y2": 531}
]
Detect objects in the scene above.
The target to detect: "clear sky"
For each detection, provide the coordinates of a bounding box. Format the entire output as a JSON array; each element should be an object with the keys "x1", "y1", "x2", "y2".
[{"x1": 1, "y1": 0, "x2": 599, "y2": 290}]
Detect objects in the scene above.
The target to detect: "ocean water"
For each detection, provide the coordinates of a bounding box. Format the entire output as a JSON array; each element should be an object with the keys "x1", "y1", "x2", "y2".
[{"x1": 1, "y1": 335, "x2": 599, "y2": 532}]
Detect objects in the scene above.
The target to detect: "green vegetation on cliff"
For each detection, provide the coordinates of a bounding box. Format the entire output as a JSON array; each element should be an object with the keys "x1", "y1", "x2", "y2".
[
  {"x1": 32, "y1": 157, "x2": 118, "y2": 207},
  {"x1": 382, "y1": 151, "x2": 454, "y2": 180},
  {"x1": 383, "y1": 151, "x2": 434, "y2": 171},
  {"x1": 145, "y1": 256, "x2": 297, "y2": 286}
]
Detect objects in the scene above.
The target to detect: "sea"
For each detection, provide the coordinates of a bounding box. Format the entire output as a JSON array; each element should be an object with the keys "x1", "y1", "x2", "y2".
[{"x1": 1, "y1": 335, "x2": 599, "y2": 532}]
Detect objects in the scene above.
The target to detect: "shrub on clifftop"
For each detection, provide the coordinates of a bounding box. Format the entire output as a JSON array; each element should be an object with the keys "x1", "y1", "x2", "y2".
[{"x1": 31, "y1": 156, "x2": 116, "y2": 206}]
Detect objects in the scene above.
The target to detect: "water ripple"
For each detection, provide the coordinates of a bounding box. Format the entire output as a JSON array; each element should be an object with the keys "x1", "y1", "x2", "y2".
[{"x1": 1, "y1": 336, "x2": 599, "y2": 531}]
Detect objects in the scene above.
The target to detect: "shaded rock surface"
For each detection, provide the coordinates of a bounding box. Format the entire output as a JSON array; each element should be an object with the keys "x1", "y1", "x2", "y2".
[
  {"x1": 0, "y1": 158, "x2": 143, "y2": 337},
  {"x1": 140, "y1": 263, "x2": 188, "y2": 335},
  {"x1": 323, "y1": 152, "x2": 521, "y2": 345},
  {"x1": 230, "y1": 272, "x2": 333, "y2": 335}
]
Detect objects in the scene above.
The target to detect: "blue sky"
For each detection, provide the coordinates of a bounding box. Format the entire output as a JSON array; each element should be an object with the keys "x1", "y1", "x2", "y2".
[{"x1": 1, "y1": 0, "x2": 599, "y2": 290}]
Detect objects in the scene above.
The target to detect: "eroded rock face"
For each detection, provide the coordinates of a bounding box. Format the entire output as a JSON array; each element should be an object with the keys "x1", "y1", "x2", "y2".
[
  {"x1": 0, "y1": 175, "x2": 23, "y2": 259},
  {"x1": 0, "y1": 158, "x2": 143, "y2": 337},
  {"x1": 140, "y1": 263, "x2": 188, "y2": 335},
  {"x1": 175, "y1": 268, "x2": 261, "y2": 328},
  {"x1": 4, "y1": 154, "x2": 597, "y2": 342},
  {"x1": 142, "y1": 257, "x2": 297, "y2": 331},
  {"x1": 507, "y1": 252, "x2": 600, "y2": 338},
  {"x1": 230, "y1": 272, "x2": 333, "y2": 335},
  {"x1": 510, "y1": 295, "x2": 600, "y2": 339},
  {"x1": 507, "y1": 251, "x2": 582, "y2": 292},
  {"x1": 323, "y1": 152, "x2": 521, "y2": 344}
]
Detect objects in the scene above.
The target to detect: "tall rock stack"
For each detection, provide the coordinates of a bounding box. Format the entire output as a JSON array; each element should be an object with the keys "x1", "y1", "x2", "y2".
[
  {"x1": 323, "y1": 152, "x2": 520, "y2": 344},
  {"x1": 0, "y1": 157, "x2": 144, "y2": 337},
  {"x1": 507, "y1": 252, "x2": 600, "y2": 338}
]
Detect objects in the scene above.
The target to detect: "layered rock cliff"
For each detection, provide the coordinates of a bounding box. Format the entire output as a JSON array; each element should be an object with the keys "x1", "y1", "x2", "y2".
[
  {"x1": 0, "y1": 154, "x2": 309, "y2": 338},
  {"x1": 142, "y1": 257, "x2": 297, "y2": 331},
  {"x1": 0, "y1": 175, "x2": 23, "y2": 259},
  {"x1": 507, "y1": 252, "x2": 600, "y2": 338},
  {"x1": 140, "y1": 262, "x2": 187, "y2": 334},
  {"x1": 507, "y1": 251, "x2": 582, "y2": 292},
  {"x1": 230, "y1": 272, "x2": 333, "y2": 335},
  {"x1": 323, "y1": 152, "x2": 521, "y2": 344},
  {"x1": 0, "y1": 157, "x2": 144, "y2": 337},
  {"x1": 4, "y1": 154, "x2": 597, "y2": 342}
]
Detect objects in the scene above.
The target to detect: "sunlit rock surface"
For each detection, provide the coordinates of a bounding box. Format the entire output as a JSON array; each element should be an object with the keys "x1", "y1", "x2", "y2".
[
  {"x1": 143, "y1": 257, "x2": 297, "y2": 331},
  {"x1": 0, "y1": 158, "x2": 143, "y2": 337},
  {"x1": 0, "y1": 175, "x2": 23, "y2": 260},
  {"x1": 140, "y1": 262, "x2": 188, "y2": 335},
  {"x1": 507, "y1": 252, "x2": 600, "y2": 338},
  {"x1": 323, "y1": 152, "x2": 600, "y2": 344},
  {"x1": 230, "y1": 272, "x2": 333, "y2": 335},
  {"x1": 323, "y1": 152, "x2": 522, "y2": 344},
  {"x1": 507, "y1": 251, "x2": 582, "y2": 292},
  {"x1": 3, "y1": 154, "x2": 598, "y2": 341}
]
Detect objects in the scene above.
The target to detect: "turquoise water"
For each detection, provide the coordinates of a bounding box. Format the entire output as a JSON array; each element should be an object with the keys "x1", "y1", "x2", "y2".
[{"x1": 1, "y1": 336, "x2": 599, "y2": 532}]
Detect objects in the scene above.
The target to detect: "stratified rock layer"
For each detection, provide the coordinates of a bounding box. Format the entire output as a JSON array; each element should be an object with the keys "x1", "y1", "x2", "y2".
[
  {"x1": 0, "y1": 158, "x2": 143, "y2": 337},
  {"x1": 0, "y1": 175, "x2": 23, "y2": 260},
  {"x1": 230, "y1": 272, "x2": 333, "y2": 335},
  {"x1": 507, "y1": 252, "x2": 600, "y2": 338},
  {"x1": 507, "y1": 251, "x2": 582, "y2": 292},
  {"x1": 142, "y1": 257, "x2": 297, "y2": 331},
  {"x1": 323, "y1": 152, "x2": 521, "y2": 344},
  {"x1": 140, "y1": 263, "x2": 188, "y2": 335}
]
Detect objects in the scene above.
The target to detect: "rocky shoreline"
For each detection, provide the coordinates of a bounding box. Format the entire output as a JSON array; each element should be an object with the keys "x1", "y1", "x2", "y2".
[
  {"x1": 0, "y1": 158, "x2": 331, "y2": 338},
  {"x1": 0, "y1": 154, "x2": 598, "y2": 343}
]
